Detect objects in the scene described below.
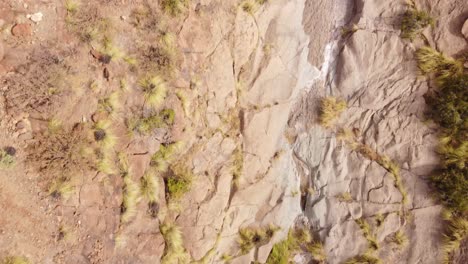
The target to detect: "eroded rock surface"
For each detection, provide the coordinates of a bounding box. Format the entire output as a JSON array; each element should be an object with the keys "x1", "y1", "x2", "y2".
[{"x1": 0, "y1": 0, "x2": 466, "y2": 263}]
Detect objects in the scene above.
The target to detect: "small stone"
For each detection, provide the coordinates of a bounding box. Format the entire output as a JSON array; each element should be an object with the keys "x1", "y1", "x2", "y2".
[
  {"x1": 462, "y1": 19, "x2": 468, "y2": 40},
  {"x1": 120, "y1": 16, "x2": 126, "y2": 20},
  {"x1": 29, "y1": 12, "x2": 43, "y2": 23},
  {"x1": 16, "y1": 120, "x2": 26, "y2": 129},
  {"x1": 11, "y1": 23, "x2": 32, "y2": 37}
]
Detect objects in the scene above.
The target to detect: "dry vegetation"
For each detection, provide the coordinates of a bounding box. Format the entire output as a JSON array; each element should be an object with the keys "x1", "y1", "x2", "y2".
[
  {"x1": 410, "y1": 18, "x2": 467, "y2": 260},
  {"x1": 266, "y1": 227, "x2": 326, "y2": 264},
  {"x1": 400, "y1": 2, "x2": 434, "y2": 40},
  {"x1": 319, "y1": 97, "x2": 347, "y2": 128}
]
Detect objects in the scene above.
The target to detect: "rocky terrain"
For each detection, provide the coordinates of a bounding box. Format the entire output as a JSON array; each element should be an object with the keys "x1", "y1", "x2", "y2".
[{"x1": 0, "y1": 0, "x2": 467, "y2": 263}]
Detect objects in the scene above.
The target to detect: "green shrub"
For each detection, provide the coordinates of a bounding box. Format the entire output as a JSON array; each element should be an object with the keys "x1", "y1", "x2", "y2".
[
  {"x1": 431, "y1": 167, "x2": 468, "y2": 213},
  {"x1": 429, "y1": 74, "x2": 468, "y2": 131},
  {"x1": 266, "y1": 228, "x2": 316, "y2": 264},
  {"x1": 401, "y1": 8, "x2": 434, "y2": 40}
]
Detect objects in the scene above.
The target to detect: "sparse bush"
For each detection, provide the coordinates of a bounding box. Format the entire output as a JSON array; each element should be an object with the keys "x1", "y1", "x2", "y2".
[
  {"x1": 29, "y1": 123, "x2": 93, "y2": 181},
  {"x1": 319, "y1": 97, "x2": 347, "y2": 128},
  {"x1": 416, "y1": 47, "x2": 463, "y2": 81},
  {"x1": 400, "y1": 8, "x2": 434, "y2": 40}
]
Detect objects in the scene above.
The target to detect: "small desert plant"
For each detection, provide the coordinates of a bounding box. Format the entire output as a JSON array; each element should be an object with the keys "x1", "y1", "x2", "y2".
[
  {"x1": 266, "y1": 227, "x2": 326, "y2": 264},
  {"x1": 345, "y1": 254, "x2": 382, "y2": 264},
  {"x1": 390, "y1": 230, "x2": 408, "y2": 248},
  {"x1": 64, "y1": 0, "x2": 79, "y2": 14},
  {"x1": 160, "y1": 222, "x2": 191, "y2": 264},
  {"x1": 375, "y1": 214, "x2": 385, "y2": 227},
  {"x1": 400, "y1": 7, "x2": 434, "y2": 40},
  {"x1": 319, "y1": 97, "x2": 347, "y2": 128},
  {"x1": 48, "y1": 118, "x2": 62, "y2": 134},
  {"x1": 98, "y1": 91, "x2": 120, "y2": 114},
  {"x1": 166, "y1": 164, "x2": 193, "y2": 201},
  {"x1": 161, "y1": 0, "x2": 189, "y2": 16},
  {"x1": 241, "y1": 1, "x2": 256, "y2": 14},
  {"x1": 150, "y1": 141, "x2": 184, "y2": 172},
  {"x1": 93, "y1": 120, "x2": 117, "y2": 150},
  {"x1": 140, "y1": 169, "x2": 160, "y2": 203},
  {"x1": 341, "y1": 24, "x2": 359, "y2": 37},
  {"x1": 134, "y1": 109, "x2": 175, "y2": 134},
  {"x1": 29, "y1": 123, "x2": 93, "y2": 181},
  {"x1": 48, "y1": 177, "x2": 74, "y2": 200},
  {"x1": 121, "y1": 173, "x2": 141, "y2": 223},
  {"x1": 0, "y1": 148, "x2": 16, "y2": 168},
  {"x1": 337, "y1": 192, "x2": 353, "y2": 203},
  {"x1": 175, "y1": 90, "x2": 190, "y2": 117},
  {"x1": 1, "y1": 256, "x2": 30, "y2": 264},
  {"x1": 139, "y1": 76, "x2": 168, "y2": 107},
  {"x1": 238, "y1": 225, "x2": 279, "y2": 255},
  {"x1": 96, "y1": 154, "x2": 116, "y2": 175},
  {"x1": 416, "y1": 47, "x2": 463, "y2": 81},
  {"x1": 231, "y1": 146, "x2": 244, "y2": 187}
]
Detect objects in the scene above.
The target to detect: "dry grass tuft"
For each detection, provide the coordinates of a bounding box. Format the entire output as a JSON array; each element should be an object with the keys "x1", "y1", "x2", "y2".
[
  {"x1": 160, "y1": 222, "x2": 191, "y2": 264},
  {"x1": 161, "y1": 0, "x2": 189, "y2": 16},
  {"x1": 336, "y1": 192, "x2": 353, "y2": 203},
  {"x1": 390, "y1": 230, "x2": 408, "y2": 248},
  {"x1": 0, "y1": 148, "x2": 16, "y2": 168},
  {"x1": 139, "y1": 76, "x2": 168, "y2": 108},
  {"x1": 416, "y1": 47, "x2": 463, "y2": 81},
  {"x1": 238, "y1": 225, "x2": 279, "y2": 255},
  {"x1": 319, "y1": 97, "x2": 347, "y2": 128},
  {"x1": 400, "y1": 7, "x2": 434, "y2": 40}
]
